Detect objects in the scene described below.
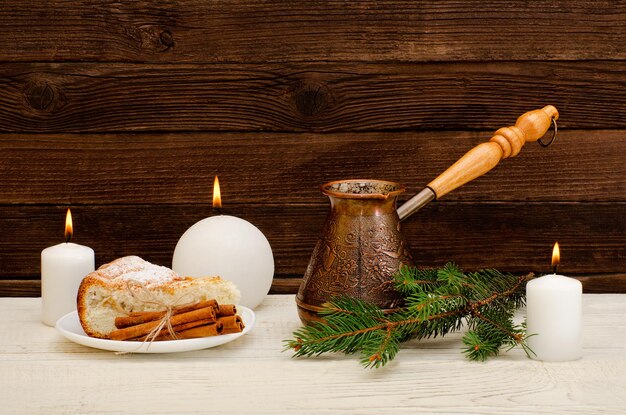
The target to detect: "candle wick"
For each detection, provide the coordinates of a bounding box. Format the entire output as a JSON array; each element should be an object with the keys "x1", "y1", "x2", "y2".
[
  {"x1": 65, "y1": 234, "x2": 72, "y2": 243},
  {"x1": 553, "y1": 264, "x2": 558, "y2": 274}
]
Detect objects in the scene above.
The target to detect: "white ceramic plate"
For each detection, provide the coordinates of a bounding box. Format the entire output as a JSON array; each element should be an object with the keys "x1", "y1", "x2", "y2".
[{"x1": 55, "y1": 306, "x2": 255, "y2": 353}]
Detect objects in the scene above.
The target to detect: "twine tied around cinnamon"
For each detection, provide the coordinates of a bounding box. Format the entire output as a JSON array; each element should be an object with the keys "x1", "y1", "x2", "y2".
[{"x1": 113, "y1": 279, "x2": 197, "y2": 354}]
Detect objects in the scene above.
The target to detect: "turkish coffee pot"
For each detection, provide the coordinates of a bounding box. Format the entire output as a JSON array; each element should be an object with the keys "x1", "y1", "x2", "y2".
[{"x1": 297, "y1": 105, "x2": 559, "y2": 324}]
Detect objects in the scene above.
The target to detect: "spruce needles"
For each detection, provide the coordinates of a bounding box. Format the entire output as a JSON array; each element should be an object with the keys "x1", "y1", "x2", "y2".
[{"x1": 286, "y1": 263, "x2": 534, "y2": 367}]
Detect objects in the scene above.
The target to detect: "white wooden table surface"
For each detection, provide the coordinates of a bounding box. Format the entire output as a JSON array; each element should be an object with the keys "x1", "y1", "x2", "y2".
[{"x1": 2, "y1": 294, "x2": 626, "y2": 414}]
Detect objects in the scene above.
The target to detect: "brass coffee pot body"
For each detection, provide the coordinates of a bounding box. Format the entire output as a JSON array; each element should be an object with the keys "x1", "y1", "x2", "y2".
[
  {"x1": 297, "y1": 106, "x2": 559, "y2": 325},
  {"x1": 296, "y1": 180, "x2": 411, "y2": 324}
]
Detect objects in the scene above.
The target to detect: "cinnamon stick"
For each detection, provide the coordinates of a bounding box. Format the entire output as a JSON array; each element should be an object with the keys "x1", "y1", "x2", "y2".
[
  {"x1": 218, "y1": 315, "x2": 245, "y2": 334},
  {"x1": 115, "y1": 300, "x2": 218, "y2": 329},
  {"x1": 155, "y1": 322, "x2": 224, "y2": 340},
  {"x1": 109, "y1": 306, "x2": 217, "y2": 341},
  {"x1": 132, "y1": 318, "x2": 215, "y2": 341},
  {"x1": 222, "y1": 323, "x2": 245, "y2": 335},
  {"x1": 217, "y1": 304, "x2": 237, "y2": 317}
]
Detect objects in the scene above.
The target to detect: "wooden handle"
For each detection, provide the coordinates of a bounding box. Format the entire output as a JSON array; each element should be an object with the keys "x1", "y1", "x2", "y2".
[{"x1": 428, "y1": 105, "x2": 559, "y2": 198}]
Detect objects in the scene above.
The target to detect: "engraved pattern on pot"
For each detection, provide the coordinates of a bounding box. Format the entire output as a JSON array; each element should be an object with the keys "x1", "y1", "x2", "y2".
[
  {"x1": 297, "y1": 180, "x2": 413, "y2": 323},
  {"x1": 303, "y1": 217, "x2": 360, "y2": 303},
  {"x1": 360, "y1": 217, "x2": 412, "y2": 308}
]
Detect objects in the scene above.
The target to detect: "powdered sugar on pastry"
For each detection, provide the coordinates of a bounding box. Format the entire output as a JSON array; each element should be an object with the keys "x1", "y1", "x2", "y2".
[{"x1": 95, "y1": 256, "x2": 182, "y2": 287}]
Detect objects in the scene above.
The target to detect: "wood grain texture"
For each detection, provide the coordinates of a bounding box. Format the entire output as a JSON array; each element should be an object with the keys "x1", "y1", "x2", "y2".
[
  {"x1": 577, "y1": 274, "x2": 626, "y2": 294},
  {"x1": 1, "y1": 61, "x2": 624, "y2": 132},
  {"x1": 0, "y1": 278, "x2": 306, "y2": 297},
  {"x1": 4, "y1": 274, "x2": 626, "y2": 297},
  {"x1": 1, "y1": 130, "x2": 623, "y2": 205},
  {"x1": 0, "y1": 280, "x2": 41, "y2": 297},
  {"x1": 2, "y1": 295, "x2": 626, "y2": 414},
  {"x1": 0, "y1": 202, "x2": 623, "y2": 279},
  {"x1": 1, "y1": 0, "x2": 624, "y2": 298},
  {"x1": 1, "y1": 1, "x2": 624, "y2": 63}
]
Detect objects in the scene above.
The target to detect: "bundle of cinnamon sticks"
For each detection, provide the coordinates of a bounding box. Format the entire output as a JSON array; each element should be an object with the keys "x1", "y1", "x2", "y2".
[{"x1": 108, "y1": 300, "x2": 245, "y2": 341}]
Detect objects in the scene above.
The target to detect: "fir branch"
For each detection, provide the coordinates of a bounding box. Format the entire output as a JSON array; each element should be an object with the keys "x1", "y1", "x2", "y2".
[
  {"x1": 471, "y1": 309, "x2": 522, "y2": 343},
  {"x1": 394, "y1": 266, "x2": 440, "y2": 295},
  {"x1": 285, "y1": 264, "x2": 533, "y2": 368},
  {"x1": 360, "y1": 327, "x2": 400, "y2": 368},
  {"x1": 470, "y1": 272, "x2": 529, "y2": 308}
]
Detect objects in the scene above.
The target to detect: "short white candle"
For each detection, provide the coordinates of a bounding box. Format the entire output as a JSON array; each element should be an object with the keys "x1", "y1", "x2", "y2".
[
  {"x1": 526, "y1": 243, "x2": 582, "y2": 361},
  {"x1": 41, "y1": 209, "x2": 95, "y2": 326}
]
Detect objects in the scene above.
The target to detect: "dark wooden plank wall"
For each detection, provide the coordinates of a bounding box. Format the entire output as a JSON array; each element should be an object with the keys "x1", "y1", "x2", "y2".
[{"x1": 1, "y1": 1, "x2": 625, "y2": 296}]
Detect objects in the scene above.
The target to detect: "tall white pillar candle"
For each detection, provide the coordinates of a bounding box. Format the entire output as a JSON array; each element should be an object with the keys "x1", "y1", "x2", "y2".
[
  {"x1": 41, "y1": 209, "x2": 95, "y2": 326},
  {"x1": 41, "y1": 242, "x2": 95, "y2": 326},
  {"x1": 526, "y1": 274, "x2": 582, "y2": 361}
]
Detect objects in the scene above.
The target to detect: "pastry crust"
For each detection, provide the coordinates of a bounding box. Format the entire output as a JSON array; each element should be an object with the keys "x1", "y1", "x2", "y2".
[{"x1": 77, "y1": 256, "x2": 240, "y2": 338}]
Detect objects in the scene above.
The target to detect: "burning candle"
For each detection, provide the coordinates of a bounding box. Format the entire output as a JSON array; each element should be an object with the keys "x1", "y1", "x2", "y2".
[
  {"x1": 526, "y1": 242, "x2": 582, "y2": 361},
  {"x1": 41, "y1": 208, "x2": 95, "y2": 326},
  {"x1": 172, "y1": 176, "x2": 274, "y2": 309}
]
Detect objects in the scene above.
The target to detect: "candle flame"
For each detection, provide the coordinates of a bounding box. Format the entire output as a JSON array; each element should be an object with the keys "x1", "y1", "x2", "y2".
[
  {"x1": 64, "y1": 208, "x2": 73, "y2": 242},
  {"x1": 213, "y1": 176, "x2": 222, "y2": 208},
  {"x1": 551, "y1": 242, "x2": 560, "y2": 267}
]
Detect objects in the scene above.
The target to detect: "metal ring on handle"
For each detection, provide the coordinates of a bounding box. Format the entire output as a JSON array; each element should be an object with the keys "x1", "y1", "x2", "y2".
[{"x1": 537, "y1": 117, "x2": 558, "y2": 147}]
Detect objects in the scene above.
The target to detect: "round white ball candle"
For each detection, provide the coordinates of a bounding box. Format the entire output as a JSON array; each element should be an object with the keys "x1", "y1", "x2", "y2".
[
  {"x1": 526, "y1": 244, "x2": 582, "y2": 361},
  {"x1": 41, "y1": 210, "x2": 94, "y2": 326},
  {"x1": 172, "y1": 215, "x2": 274, "y2": 309}
]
